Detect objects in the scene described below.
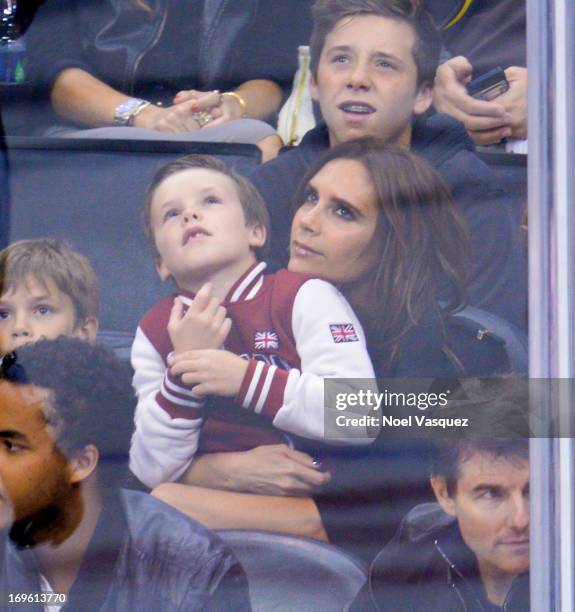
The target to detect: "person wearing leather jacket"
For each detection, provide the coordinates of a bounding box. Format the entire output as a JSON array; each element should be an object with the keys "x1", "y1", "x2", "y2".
[
  {"x1": 25, "y1": 0, "x2": 311, "y2": 152},
  {"x1": 0, "y1": 339, "x2": 250, "y2": 611},
  {"x1": 349, "y1": 378, "x2": 530, "y2": 611}
]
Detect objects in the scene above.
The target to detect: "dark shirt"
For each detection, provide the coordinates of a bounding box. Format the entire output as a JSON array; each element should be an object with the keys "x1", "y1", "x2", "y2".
[
  {"x1": 136, "y1": 0, "x2": 203, "y2": 104},
  {"x1": 250, "y1": 116, "x2": 527, "y2": 329},
  {"x1": 430, "y1": 0, "x2": 526, "y2": 73}
]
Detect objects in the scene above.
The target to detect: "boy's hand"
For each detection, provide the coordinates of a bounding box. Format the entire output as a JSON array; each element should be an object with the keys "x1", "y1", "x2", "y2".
[
  {"x1": 170, "y1": 350, "x2": 249, "y2": 397},
  {"x1": 168, "y1": 283, "x2": 231, "y2": 353}
]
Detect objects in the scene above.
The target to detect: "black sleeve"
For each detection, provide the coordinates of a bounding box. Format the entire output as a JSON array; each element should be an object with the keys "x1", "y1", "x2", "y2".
[
  {"x1": 26, "y1": 0, "x2": 90, "y2": 92},
  {"x1": 231, "y1": 0, "x2": 313, "y2": 96},
  {"x1": 442, "y1": 152, "x2": 528, "y2": 330}
]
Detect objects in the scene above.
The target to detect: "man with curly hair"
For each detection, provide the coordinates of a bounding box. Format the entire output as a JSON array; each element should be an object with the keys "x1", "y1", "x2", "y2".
[{"x1": 0, "y1": 338, "x2": 250, "y2": 611}]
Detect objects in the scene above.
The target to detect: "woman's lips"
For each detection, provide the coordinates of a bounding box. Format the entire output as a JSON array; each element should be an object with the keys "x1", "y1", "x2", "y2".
[{"x1": 291, "y1": 240, "x2": 322, "y2": 256}]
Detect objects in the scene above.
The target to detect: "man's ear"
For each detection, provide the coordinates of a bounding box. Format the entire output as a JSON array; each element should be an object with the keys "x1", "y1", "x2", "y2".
[
  {"x1": 68, "y1": 444, "x2": 99, "y2": 485},
  {"x1": 155, "y1": 258, "x2": 172, "y2": 282},
  {"x1": 430, "y1": 475, "x2": 457, "y2": 517},
  {"x1": 75, "y1": 317, "x2": 99, "y2": 343},
  {"x1": 413, "y1": 82, "x2": 433, "y2": 116},
  {"x1": 248, "y1": 223, "x2": 267, "y2": 249},
  {"x1": 310, "y1": 72, "x2": 320, "y2": 103}
]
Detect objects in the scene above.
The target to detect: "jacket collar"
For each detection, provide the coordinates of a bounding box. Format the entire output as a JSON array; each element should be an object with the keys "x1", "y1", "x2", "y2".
[
  {"x1": 6, "y1": 489, "x2": 126, "y2": 612},
  {"x1": 178, "y1": 261, "x2": 267, "y2": 306},
  {"x1": 299, "y1": 112, "x2": 475, "y2": 171},
  {"x1": 403, "y1": 503, "x2": 529, "y2": 611},
  {"x1": 434, "y1": 520, "x2": 529, "y2": 611}
]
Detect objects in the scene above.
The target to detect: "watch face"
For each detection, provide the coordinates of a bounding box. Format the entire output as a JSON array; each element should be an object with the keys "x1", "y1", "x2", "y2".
[{"x1": 114, "y1": 98, "x2": 145, "y2": 125}]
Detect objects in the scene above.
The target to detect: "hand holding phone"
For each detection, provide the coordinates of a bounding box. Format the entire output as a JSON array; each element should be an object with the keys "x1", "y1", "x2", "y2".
[{"x1": 466, "y1": 67, "x2": 510, "y2": 101}]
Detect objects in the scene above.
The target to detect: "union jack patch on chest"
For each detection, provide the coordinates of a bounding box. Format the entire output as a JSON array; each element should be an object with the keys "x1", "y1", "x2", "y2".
[
  {"x1": 254, "y1": 330, "x2": 280, "y2": 350},
  {"x1": 329, "y1": 323, "x2": 359, "y2": 343}
]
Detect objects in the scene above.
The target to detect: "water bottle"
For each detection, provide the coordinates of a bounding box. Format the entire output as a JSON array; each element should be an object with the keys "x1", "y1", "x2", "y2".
[
  {"x1": 277, "y1": 46, "x2": 316, "y2": 146},
  {"x1": 0, "y1": 0, "x2": 26, "y2": 83}
]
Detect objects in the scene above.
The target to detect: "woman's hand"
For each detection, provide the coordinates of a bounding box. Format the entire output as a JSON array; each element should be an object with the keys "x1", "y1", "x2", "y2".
[
  {"x1": 173, "y1": 89, "x2": 245, "y2": 127},
  {"x1": 132, "y1": 98, "x2": 203, "y2": 132},
  {"x1": 182, "y1": 445, "x2": 332, "y2": 496}
]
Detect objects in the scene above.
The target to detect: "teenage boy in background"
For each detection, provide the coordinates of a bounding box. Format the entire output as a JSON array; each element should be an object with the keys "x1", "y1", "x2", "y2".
[{"x1": 251, "y1": 0, "x2": 526, "y2": 329}]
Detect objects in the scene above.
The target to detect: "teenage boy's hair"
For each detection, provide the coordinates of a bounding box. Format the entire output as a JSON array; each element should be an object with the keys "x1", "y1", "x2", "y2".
[
  {"x1": 430, "y1": 378, "x2": 530, "y2": 496},
  {"x1": 309, "y1": 0, "x2": 441, "y2": 87},
  {"x1": 144, "y1": 155, "x2": 270, "y2": 261},
  {"x1": 1, "y1": 337, "x2": 134, "y2": 487},
  {"x1": 0, "y1": 238, "x2": 100, "y2": 324}
]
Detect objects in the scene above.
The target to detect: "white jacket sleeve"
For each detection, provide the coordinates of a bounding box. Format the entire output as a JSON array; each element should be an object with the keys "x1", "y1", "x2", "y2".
[
  {"x1": 129, "y1": 326, "x2": 205, "y2": 488},
  {"x1": 235, "y1": 279, "x2": 377, "y2": 443}
]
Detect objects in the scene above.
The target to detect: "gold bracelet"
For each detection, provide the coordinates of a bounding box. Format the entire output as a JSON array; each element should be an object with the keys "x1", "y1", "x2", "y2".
[{"x1": 221, "y1": 91, "x2": 248, "y2": 118}]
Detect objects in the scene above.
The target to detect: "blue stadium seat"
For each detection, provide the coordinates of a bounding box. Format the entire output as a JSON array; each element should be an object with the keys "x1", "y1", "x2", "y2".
[
  {"x1": 216, "y1": 529, "x2": 367, "y2": 612},
  {"x1": 450, "y1": 304, "x2": 529, "y2": 374},
  {"x1": 5, "y1": 137, "x2": 261, "y2": 357}
]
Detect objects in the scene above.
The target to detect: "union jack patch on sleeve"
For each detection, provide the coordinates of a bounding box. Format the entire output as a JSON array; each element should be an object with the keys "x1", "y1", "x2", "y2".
[
  {"x1": 254, "y1": 330, "x2": 280, "y2": 350},
  {"x1": 329, "y1": 323, "x2": 359, "y2": 343}
]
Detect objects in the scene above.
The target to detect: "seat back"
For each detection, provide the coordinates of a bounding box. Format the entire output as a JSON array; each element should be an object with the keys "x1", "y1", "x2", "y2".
[
  {"x1": 216, "y1": 529, "x2": 367, "y2": 612},
  {"x1": 6, "y1": 137, "x2": 260, "y2": 352},
  {"x1": 450, "y1": 304, "x2": 529, "y2": 375},
  {"x1": 478, "y1": 150, "x2": 527, "y2": 227}
]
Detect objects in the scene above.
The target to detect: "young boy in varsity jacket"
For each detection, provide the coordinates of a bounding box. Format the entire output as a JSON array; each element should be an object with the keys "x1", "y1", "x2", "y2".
[{"x1": 129, "y1": 155, "x2": 376, "y2": 489}]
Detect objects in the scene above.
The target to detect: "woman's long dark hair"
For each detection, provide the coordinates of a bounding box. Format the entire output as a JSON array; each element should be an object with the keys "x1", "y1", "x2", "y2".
[{"x1": 293, "y1": 137, "x2": 471, "y2": 371}]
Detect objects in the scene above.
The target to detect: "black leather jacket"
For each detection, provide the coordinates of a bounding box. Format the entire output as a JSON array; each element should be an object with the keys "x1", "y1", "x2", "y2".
[
  {"x1": 26, "y1": 0, "x2": 310, "y2": 128},
  {"x1": 349, "y1": 503, "x2": 530, "y2": 612},
  {"x1": 1, "y1": 489, "x2": 251, "y2": 611}
]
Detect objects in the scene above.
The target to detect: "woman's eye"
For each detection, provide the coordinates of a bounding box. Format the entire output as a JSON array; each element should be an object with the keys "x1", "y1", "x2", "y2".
[
  {"x1": 205, "y1": 196, "x2": 221, "y2": 205},
  {"x1": 335, "y1": 205, "x2": 355, "y2": 220},
  {"x1": 0, "y1": 310, "x2": 9, "y2": 320},
  {"x1": 302, "y1": 187, "x2": 318, "y2": 205},
  {"x1": 331, "y1": 54, "x2": 349, "y2": 64}
]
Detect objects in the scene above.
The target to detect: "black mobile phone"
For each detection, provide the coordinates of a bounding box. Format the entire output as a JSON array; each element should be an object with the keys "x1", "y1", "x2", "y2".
[{"x1": 466, "y1": 67, "x2": 509, "y2": 101}]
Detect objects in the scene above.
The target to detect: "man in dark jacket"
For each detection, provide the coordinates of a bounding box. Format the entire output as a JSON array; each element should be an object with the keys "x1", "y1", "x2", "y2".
[
  {"x1": 0, "y1": 338, "x2": 250, "y2": 611},
  {"x1": 251, "y1": 0, "x2": 526, "y2": 329},
  {"x1": 349, "y1": 378, "x2": 530, "y2": 611}
]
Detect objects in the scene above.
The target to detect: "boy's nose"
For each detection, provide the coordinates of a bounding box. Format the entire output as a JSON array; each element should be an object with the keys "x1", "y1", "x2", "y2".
[
  {"x1": 11, "y1": 314, "x2": 32, "y2": 339},
  {"x1": 183, "y1": 210, "x2": 201, "y2": 223},
  {"x1": 347, "y1": 60, "x2": 371, "y2": 90}
]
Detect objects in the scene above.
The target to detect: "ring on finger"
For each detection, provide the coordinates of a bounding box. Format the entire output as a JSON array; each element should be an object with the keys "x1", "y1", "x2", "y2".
[{"x1": 192, "y1": 110, "x2": 213, "y2": 128}]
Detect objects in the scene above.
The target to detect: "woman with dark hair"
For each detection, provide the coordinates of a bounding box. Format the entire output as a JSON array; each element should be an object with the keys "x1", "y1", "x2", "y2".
[
  {"x1": 288, "y1": 137, "x2": 470, "y2": 377},
  {"x1": 151, "y1": 138, "x2": 506, "y2": 554}
]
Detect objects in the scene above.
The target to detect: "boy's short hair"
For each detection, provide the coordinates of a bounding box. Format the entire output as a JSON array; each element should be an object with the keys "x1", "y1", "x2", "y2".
[
  {"x1": 1, "y1": 337, "x2": 134, "y2": 487},
  {"x1": 0, "y1": 238, "x2": 100, "y2": 325},
  {"x1": 430, "y1": 378, "x2": 530, "y2": 496},
  {"x1": 144, "y1": 155, "x2": 270, "y2": 261},
  {"x1": 309, "y1": 0, "x2": 441, "y2": 87}
]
